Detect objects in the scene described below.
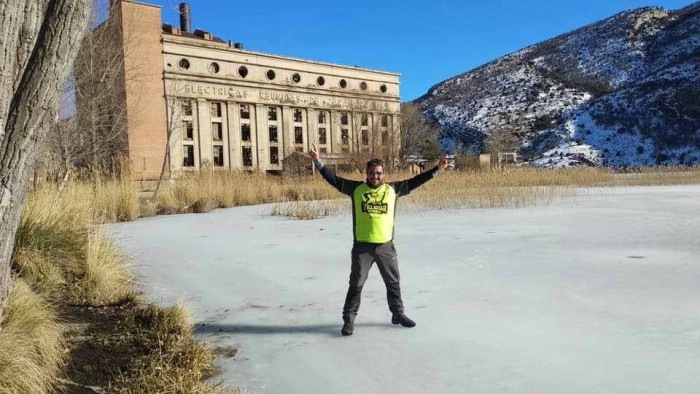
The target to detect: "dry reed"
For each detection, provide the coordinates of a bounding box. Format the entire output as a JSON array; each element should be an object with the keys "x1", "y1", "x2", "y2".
[
  {"x1": 264, "y1": 166, "x2": 700, "y2": 218},
  {"x1": 270, "y1": 199, "x2": 347, "y2": 219},
  {"x1": 153, "y1": 170, "x2": 341, "y2": 214}
]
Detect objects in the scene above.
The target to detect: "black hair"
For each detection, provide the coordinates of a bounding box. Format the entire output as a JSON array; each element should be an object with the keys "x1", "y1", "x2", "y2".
[{"x1": 366, "y1": 159, "x2": 385, "y2": 171}]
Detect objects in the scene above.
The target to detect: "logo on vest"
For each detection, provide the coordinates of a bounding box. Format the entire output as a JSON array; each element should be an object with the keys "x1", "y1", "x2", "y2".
[{"x1": 361, "y1": 190, "x2": 388, "y2": 214}]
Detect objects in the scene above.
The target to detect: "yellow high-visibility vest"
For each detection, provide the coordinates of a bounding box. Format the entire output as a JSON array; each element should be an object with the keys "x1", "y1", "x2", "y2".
[{"x1": 352, "y1": 183, "x2": 397, "y2": 243}]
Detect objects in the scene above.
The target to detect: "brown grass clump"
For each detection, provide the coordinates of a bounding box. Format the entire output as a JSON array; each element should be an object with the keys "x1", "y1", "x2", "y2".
[
  {"x1": 61, "y1": 301, "x2": 233, "y2": 393},
  {"x1": 10, "y1": 250, "x2": 65, "y2": 299},
  {"x1": 108, "y1": 302, "x2": 223, "y2": 393},
  {"x1": 270, "y1": 199, "x2": 347, "y2": 219},
  {"x1": 13, "y1": 184, "x2": 138, "y2": 306},
  {"x1": 138, "y1": 196, "x2": 159, "y2": 218},
  {"x1": 0, "y1": 279, "x2": 65, "y2": 394},
  {"x1": 75, "y1": 230, "x2": 138, "y2": 306},
  {"x1": 12, "y1": 186, "x2": 91, "y2": 298},
  {"x1": 92, "y1": 176, "x2": 141, "y2": 222}
]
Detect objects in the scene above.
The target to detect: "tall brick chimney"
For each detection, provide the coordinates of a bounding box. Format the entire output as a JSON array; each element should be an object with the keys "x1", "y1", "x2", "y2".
[{"x1": 179, "y1": 3, "x2": 191, "y2": 33}]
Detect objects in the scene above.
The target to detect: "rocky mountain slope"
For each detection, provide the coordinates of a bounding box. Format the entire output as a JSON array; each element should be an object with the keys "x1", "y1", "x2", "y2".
[{"x1": 418, "y1": 2, "x2": 699, "y2": 167}]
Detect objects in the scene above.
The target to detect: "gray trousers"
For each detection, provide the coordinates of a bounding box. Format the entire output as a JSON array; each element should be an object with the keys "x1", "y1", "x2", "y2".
[{"x1": 343, "y1": 241, "x2": 404, "y2": 317}]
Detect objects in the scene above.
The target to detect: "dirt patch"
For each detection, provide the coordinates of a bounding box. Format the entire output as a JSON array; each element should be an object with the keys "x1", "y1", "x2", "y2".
[
  {"x1": 61, "y1": 303, "x2": 144, "y2": 392},
  {"x1": 60, "y1": 302, "x2": 224, "y2": 393}
]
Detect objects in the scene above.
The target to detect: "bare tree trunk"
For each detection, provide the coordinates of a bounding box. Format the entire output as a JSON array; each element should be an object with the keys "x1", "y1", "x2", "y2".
[
  {"x1": 153, "y1": 145, "x2": 170, "y2": 197},
  {"x1": 0, "y1": 0, "x2": 90, "y2": 323},
  {"x1": 155, "y1": 82, "x2": 185, "y2": 198}
]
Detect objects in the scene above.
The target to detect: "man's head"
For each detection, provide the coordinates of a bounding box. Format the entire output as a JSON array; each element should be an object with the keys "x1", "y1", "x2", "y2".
[{"x1": 366, "y1": 159, "x2": 385, "y2": 187}]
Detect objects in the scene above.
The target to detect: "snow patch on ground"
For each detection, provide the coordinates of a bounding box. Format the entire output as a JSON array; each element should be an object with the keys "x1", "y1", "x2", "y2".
[{"x1": 533, "y1": 142, "x2": 602, "y2": 168}]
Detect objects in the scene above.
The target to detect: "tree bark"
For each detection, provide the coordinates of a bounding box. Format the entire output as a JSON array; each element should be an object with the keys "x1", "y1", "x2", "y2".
[{"x1": 0, "y1": 0, "x2": 90, "y2": 323}]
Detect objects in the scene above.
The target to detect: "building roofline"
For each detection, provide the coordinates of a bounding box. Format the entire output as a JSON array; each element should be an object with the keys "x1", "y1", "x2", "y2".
[
  {"x1": 162, "y1": 34, "x2": 401, "y2": 77},
  {"x1": 122, "y1": 0, "x2": 161, "y2": 10}
]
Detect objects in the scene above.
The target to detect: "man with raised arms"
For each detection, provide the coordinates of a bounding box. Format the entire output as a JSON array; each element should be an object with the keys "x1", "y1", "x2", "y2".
[{"x1": 309, "y1": 147, "x2": 448, "y2": 336}]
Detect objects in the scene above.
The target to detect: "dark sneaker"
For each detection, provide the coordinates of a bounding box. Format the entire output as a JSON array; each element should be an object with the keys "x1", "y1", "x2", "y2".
[
  {"x1": 391, "y1": 313, "x2": 416, "y2": 328},
  {"x1": 341, "y1": 315, "x2": 355, "y2": 336}
]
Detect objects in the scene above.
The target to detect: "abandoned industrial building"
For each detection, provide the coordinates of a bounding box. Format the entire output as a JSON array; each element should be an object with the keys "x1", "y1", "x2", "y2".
[{"x1": 80, "y1": 1, "x2": 401, "y2": 179}]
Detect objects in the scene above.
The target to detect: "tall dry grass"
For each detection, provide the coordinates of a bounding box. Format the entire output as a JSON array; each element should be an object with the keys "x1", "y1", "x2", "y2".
[
  {"x1": 32, "y1": 166, "x2": 700, "y2": 223},
  {"x1": 263, "y1": 166, "x2": 700, "y2": 218},
  {"x1": 75, "y1": 230, "x2": 137, "y2": 306},
  {"x1": 141, "y1": 166, "x2": 700, "y2": 219},
  {"x1": 397, "y1": 168, "x2": 584, "y2": 211},
  {"x1": 12, "y1": 185, "x2": 92, "y2": 298},
  {"x1": 153, "y1": 170, "x2": 339, "y2": 214},
  {"x1": 91, "y1": 175, "x2": 140, "y2": 222},
  {"x1": 12, "y1": 182, "x2": 138, "y2": 305},
  {"x1": 4, "y1": 173, "x2": 220, "y2": 392},
  {"x1": 0, "y1": 280, "x2": 65, "y2": 394}
]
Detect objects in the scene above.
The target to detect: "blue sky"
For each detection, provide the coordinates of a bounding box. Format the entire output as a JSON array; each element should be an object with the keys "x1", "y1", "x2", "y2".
[{"x1": 152, "y1": 0, "x2": 697, "y2": 101}]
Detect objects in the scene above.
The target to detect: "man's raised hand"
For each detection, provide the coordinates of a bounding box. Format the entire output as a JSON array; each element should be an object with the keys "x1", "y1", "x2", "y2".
[
  {"x1": 309, "y1": 144, "x2": 319, "y2": 162},
  {"x1": 438, "y1": 156, "x2": 448, "y2": 170}
]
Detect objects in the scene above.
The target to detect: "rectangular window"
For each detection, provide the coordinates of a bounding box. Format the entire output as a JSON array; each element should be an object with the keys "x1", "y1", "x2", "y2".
[
  {"x1": 318, "y1": 112, "x2": 326, "y2": 124},
  {"x1": 268, "y1": 107, "x2": 277, "y2": 121},
  {"x1": 318, "y1": 128, "x2": 327, "y2": 145},
  {"x1": 182, "y1": 100, "x2": 192, "y2": 116},
  {"x1": 382, "y1": 131, "x2": 389, "y2": 145},
  {"x1": 183, "y1": 145, "x2": 194, "y2": 167},
  {"x1": 211, "y1": 102, "x2": 222, "y2": 118},
  {"x1": 241, "y1": 124, "x2": 251, "y2": 142},
  {"x1": 270, "y1": 147, "x2": 279, "y2": 165},
  {"x1": 361, "y1": 114, "x2": 368, "y2": 126},
  {"x1": 183, "y1": 120, "x2": 193, "y2": 140},
  {"x1": 294, "y1": 126, "x2": 303, "y2": 144},
  {"x1": 269, "y1": 125, "x2": 278, "y2": 142},
  {"x1": 212, "y1": 122, "x2": 223, "y2": 141},
  {"x1": 240, "y1": 104, "x2": 250, "y2": 119},
  {"x1": 242, "y1": 146, "x2": 253, "y2": 166},
  {"x1": 293, "y1": 108, "x2": 302, "y2": 122},
  {"x1": 213, "y1": 146, "x2": 224, "y2": 166},
  {"x1": 361, "y1": 130, "x2": 368, "y2": 145},
  {"x1": 381, "y1": 115, "x2": 388, "y2": 128},
  {"x1": 341, "y1": 112, "x2": 348, "y2": 125},
  {"x1": 341, "y1": 129, "x2": 349, "y2": 145}
]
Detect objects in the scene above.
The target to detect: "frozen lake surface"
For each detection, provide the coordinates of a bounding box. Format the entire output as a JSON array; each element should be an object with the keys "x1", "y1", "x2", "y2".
[{"x1": 110, "y1": 185, "x2": 700, "y2": 393}]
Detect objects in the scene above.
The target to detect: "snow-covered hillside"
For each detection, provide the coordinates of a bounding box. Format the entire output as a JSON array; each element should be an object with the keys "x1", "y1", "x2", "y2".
[{"x1": 418, "y1": 3, "x2": 700, "y2": 167}]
